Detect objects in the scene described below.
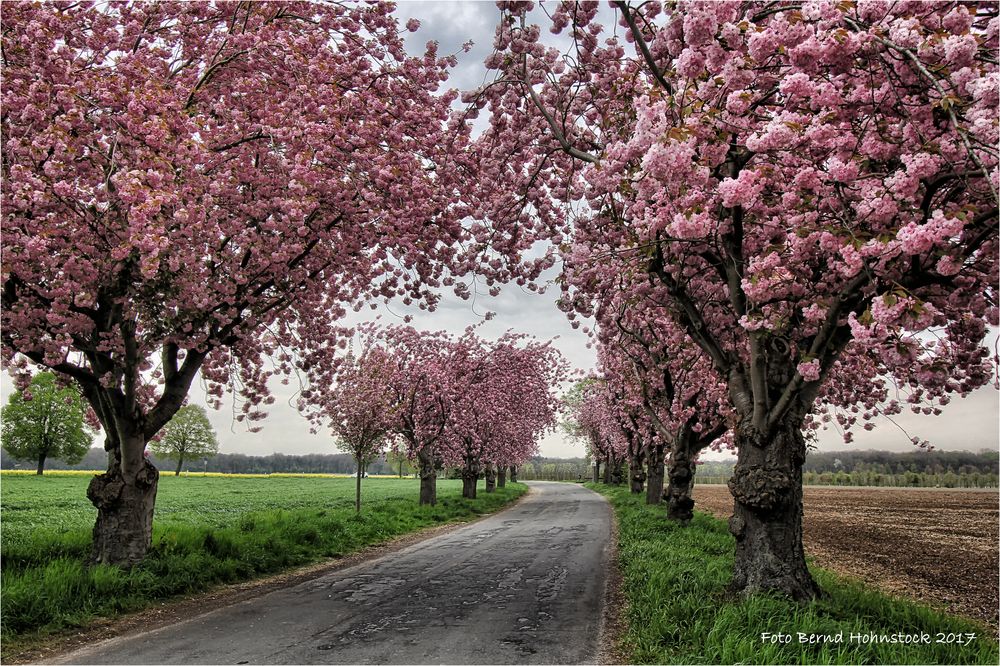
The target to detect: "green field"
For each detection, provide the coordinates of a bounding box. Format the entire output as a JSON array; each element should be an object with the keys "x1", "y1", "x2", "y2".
[
  {"x1": 587, "y1": 483, "x2": 998, "y2": 665},
  {"x1": 0, "y1": 473, "x2": 526, "y2": 652}
]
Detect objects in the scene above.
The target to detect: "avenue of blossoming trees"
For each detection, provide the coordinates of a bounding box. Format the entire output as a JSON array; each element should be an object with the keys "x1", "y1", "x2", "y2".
[
  {"x1": 0, "y1": 1, "x2": 558, "y2": 566},
  {"x1": 1, "y1": 0, "x2": 998, "y2": 606},
  {"x1": 469, "y1": 0, "x2": 998, "y2": 600},
  {"x1": 302, "y1": 325, "x2": 566, "y2": 511}
]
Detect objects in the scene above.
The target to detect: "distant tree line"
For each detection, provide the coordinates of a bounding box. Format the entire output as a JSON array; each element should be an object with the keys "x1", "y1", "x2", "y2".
[
  {"x1": 0, "y1": 447, "x2": 414, "y2": 476},
  {"x1": 516, "y1": 457, "x2": 591, "y2": 481},
  {"x1": 694, "y1": 449, "x2": 999, "y2": 488},
  {"x1": 4, "y1": 447, "x2": 995, "y2": 488}
]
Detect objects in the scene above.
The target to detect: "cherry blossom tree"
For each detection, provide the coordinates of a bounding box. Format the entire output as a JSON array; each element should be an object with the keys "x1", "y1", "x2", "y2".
[
  {"x1": 1, "y1": 1, "x2": 485, "y2": 565},
  {"x1": 447, "y1": 331, "x2": 566, "y2": 497},
  {"x1": 368, "y1": 326, "x2": 461, "y2": 506},
  {"x1": 325, "y1": 347, "x2": 397, "y2": 514},
  {"x1": 595, "y1": 290, "x2": 732, "y2": 521},
  {"x1": 564, "y1": 379, "x2": 628, "y2": 484},
  {"x1": 474, "y1": 1, "x2": 998, "y2": 599}
]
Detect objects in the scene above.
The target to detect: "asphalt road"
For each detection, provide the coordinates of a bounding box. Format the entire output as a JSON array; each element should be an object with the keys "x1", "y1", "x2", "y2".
[{"x1": 51, "y1": 481, "x2": 612, "y2": 665}]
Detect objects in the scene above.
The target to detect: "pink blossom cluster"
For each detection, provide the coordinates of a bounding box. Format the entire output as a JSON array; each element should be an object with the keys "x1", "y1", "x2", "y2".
[{"x1": 302, "y1": 325, "x2": 567, "y2": 492}]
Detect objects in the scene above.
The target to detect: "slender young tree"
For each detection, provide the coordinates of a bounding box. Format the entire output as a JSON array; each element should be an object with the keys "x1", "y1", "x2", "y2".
[
  {"x1": 1, "y1": 372, "x2": 92, "y2": 475},
  {"x1": 325, "y1": 348, "x2": 396, "y2": 514},
  {"x1": 149, "y1": 405, "x2": 219, "y2": 476}
]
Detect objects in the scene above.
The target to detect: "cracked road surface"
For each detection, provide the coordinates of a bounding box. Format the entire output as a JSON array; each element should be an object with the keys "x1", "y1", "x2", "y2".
[{"x1": 51, "y1": 482, "x2": 611, "y2": 665}]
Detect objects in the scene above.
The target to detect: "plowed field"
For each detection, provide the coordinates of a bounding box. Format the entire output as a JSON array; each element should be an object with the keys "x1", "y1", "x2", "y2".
[{"x1": 693, "y1": 485, "x2": 999, "y2": 629}]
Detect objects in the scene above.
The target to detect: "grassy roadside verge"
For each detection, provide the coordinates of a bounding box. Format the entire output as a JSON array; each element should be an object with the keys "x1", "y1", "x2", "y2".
[
  {"x1": 1, "y1": 476, "x2": 526, "y2": 655},
  {"x1": 587, "y1": 483, "x2": 998, "y2": 665}
]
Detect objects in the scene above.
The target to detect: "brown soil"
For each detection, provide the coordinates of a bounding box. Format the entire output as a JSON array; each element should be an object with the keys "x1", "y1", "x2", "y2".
[{"x1": 693, "y1": 485, "x2": 999, "y2": 629}]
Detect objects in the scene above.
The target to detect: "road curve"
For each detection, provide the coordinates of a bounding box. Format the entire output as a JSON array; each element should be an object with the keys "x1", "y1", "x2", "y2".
[{"x1": 50, "y1": 481, "x2": 612, "y2": 665}]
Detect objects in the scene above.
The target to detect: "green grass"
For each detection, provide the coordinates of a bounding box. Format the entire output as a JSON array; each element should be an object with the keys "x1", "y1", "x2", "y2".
[
  {"x1": 0, "y1": 474, "x2": 526, "y2": 651},
  {"x1": 587, "y1": 483, "x2": 999, "y2": 665}
]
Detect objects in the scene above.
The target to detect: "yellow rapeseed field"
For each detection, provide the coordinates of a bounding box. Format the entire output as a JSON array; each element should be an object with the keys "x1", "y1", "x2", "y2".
[{"x1": 0, "y1": 470, "x2": 402, "y2": 479}]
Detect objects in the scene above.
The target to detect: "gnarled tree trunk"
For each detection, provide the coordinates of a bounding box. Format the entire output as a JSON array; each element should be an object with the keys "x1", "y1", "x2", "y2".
[
  {"x1": 665, "y1": 434, "x2": 696, "y2": 523},
  {"x1": 509, "y1": 466, "x2": 518, "y2": 483},
  {"x1": 417, "y1": 446, "x2": 437, "y2": 506},
  {"x1": 497, "y1": 466, "x2": 507, "y2": 487},
  {"x1": 728, "y1": 416, "x2": 818, "y2": 600},
  {"x1": 646, "y1": 444, "x2": 665, "y2": 505},
  {"x1": 484, "y1": 462, "x2": 497, "y2": 493},
  {"x1": 629, "y1": 448, "x2": 646, "y2": 494},
  {"x1": 461, "y1": 454, "x2": 480, "y2": 499},
  {"x1": 87, "y1": 435, "x2": 158, "y2": 567}
]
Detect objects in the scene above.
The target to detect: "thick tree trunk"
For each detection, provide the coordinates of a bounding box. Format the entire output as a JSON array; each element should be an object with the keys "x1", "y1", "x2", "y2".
[
  {"x1": 665, "y1": 438, "x2": 696, "y2": 523},
  {"x1": 461, "y1": 473, "x2": 477, "y2": 499},
  {"x1": 485, "y1": 462, "x2": 497, "y2": 493},
  {"x1": 174, "y1": 454, "x2": 184, "y2": 477},
  {"x1": 509, "y1": 466, "x2": 518, "y2": 483},
  {"x1": 727, "y1": 417, "x2": 819, "y2": 600},
  {"x1": 646, "y1": 445, "x2": 665, "y2": 505},
  {"x1": 417, "y1": 447, "x2": 437, "y2": 506},
  {"x1": 629, "y1": 449, "x2": 646, "y2": 494},
  {"x1": 87, "y1": 436, "x2": 158, "y2": 567},
  {"x1": 355, "y1": 463, "x2": 363, "y2": 514},
  {"x1": 607, "y1": 455, "x2": 624, "y2": 485},
  {"x1": 461, "y1": 455, "x2": 480, "y2": 499},
  {"x1": 593, "y1": 460, "x2": 600, "y2": 483},
  {"x1": 602, "y1": 455, "x2": 612, "y2": 484},
  {"x1": 497, "y1": 466, "x2": 507, "y2": 487},
  {"x1": 36, "y1": 451, "x2": 46, "y2": 476}
]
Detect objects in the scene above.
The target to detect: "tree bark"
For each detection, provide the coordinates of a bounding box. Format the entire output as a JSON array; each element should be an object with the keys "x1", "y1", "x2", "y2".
[
  {"x1": 593, "y1": 459, "x2": 600, "y2": 483},
  {"x1": 485, "y1": 462, "x2": 497, "y2": 493},
  {"x1": 36, "y1": 451, "x2": 46, "y2": 476},
  {"x1": 87, "y1": 435, "x2": 158, "y2": 567},
  {"x1": 602, "y1": 455, "x2": 612, "y2": 484},
  {"x1": 461, "y1": 473, "x2": 477, "y2": 499},
  {"x1": 509, "y1": 466, "x2": 518, "y2": 483},
  {"x1": 417, "y1": 447, "x2": 437, "y2": 506},
  {"x1": 174, "y1": 453, "x2": 184, "y2": 477},
  {"x1": 461, "y1": 455, "x2": 480, "y2": 499},
  {"x1": 665, "y1": 435, "x2": 696, "y2": 523},
  {"x1": 607, "y1": 454, "x2": 624, "y2": 485},
  {"x1": 497, "y1": 466, "x2": 507, "y2": 488},
  {"x1": 355, "y1": 462, "x2": 363, "y2": 514},
  {"x1": 629, "y1": 449, "x2": 646, "y2": 494},
  {"x1": 646, "y1": 444, "x2": 665, "y2": 505},
  {"x1": 727, "y1": 417, "x2": 819, "y2": 600}
]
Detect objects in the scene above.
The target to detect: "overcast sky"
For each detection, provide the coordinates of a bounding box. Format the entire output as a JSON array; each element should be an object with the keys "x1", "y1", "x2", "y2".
[{"x1": 1, "y1": 2, "x2": 996, "y2": 461}]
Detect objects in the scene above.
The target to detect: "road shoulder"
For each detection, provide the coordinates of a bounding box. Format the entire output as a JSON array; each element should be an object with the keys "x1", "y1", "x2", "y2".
[{"x1": 594, "y1": 485, "x2": 628, "y2": 665}]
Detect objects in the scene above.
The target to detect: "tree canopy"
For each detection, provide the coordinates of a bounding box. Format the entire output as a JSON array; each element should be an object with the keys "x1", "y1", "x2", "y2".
[
  {"x1": 1, "y1": 372, "x2": 92, "y2": 474},
  {"x1": 148, "y1": 405, "x2": 219, "y2": 476}
]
